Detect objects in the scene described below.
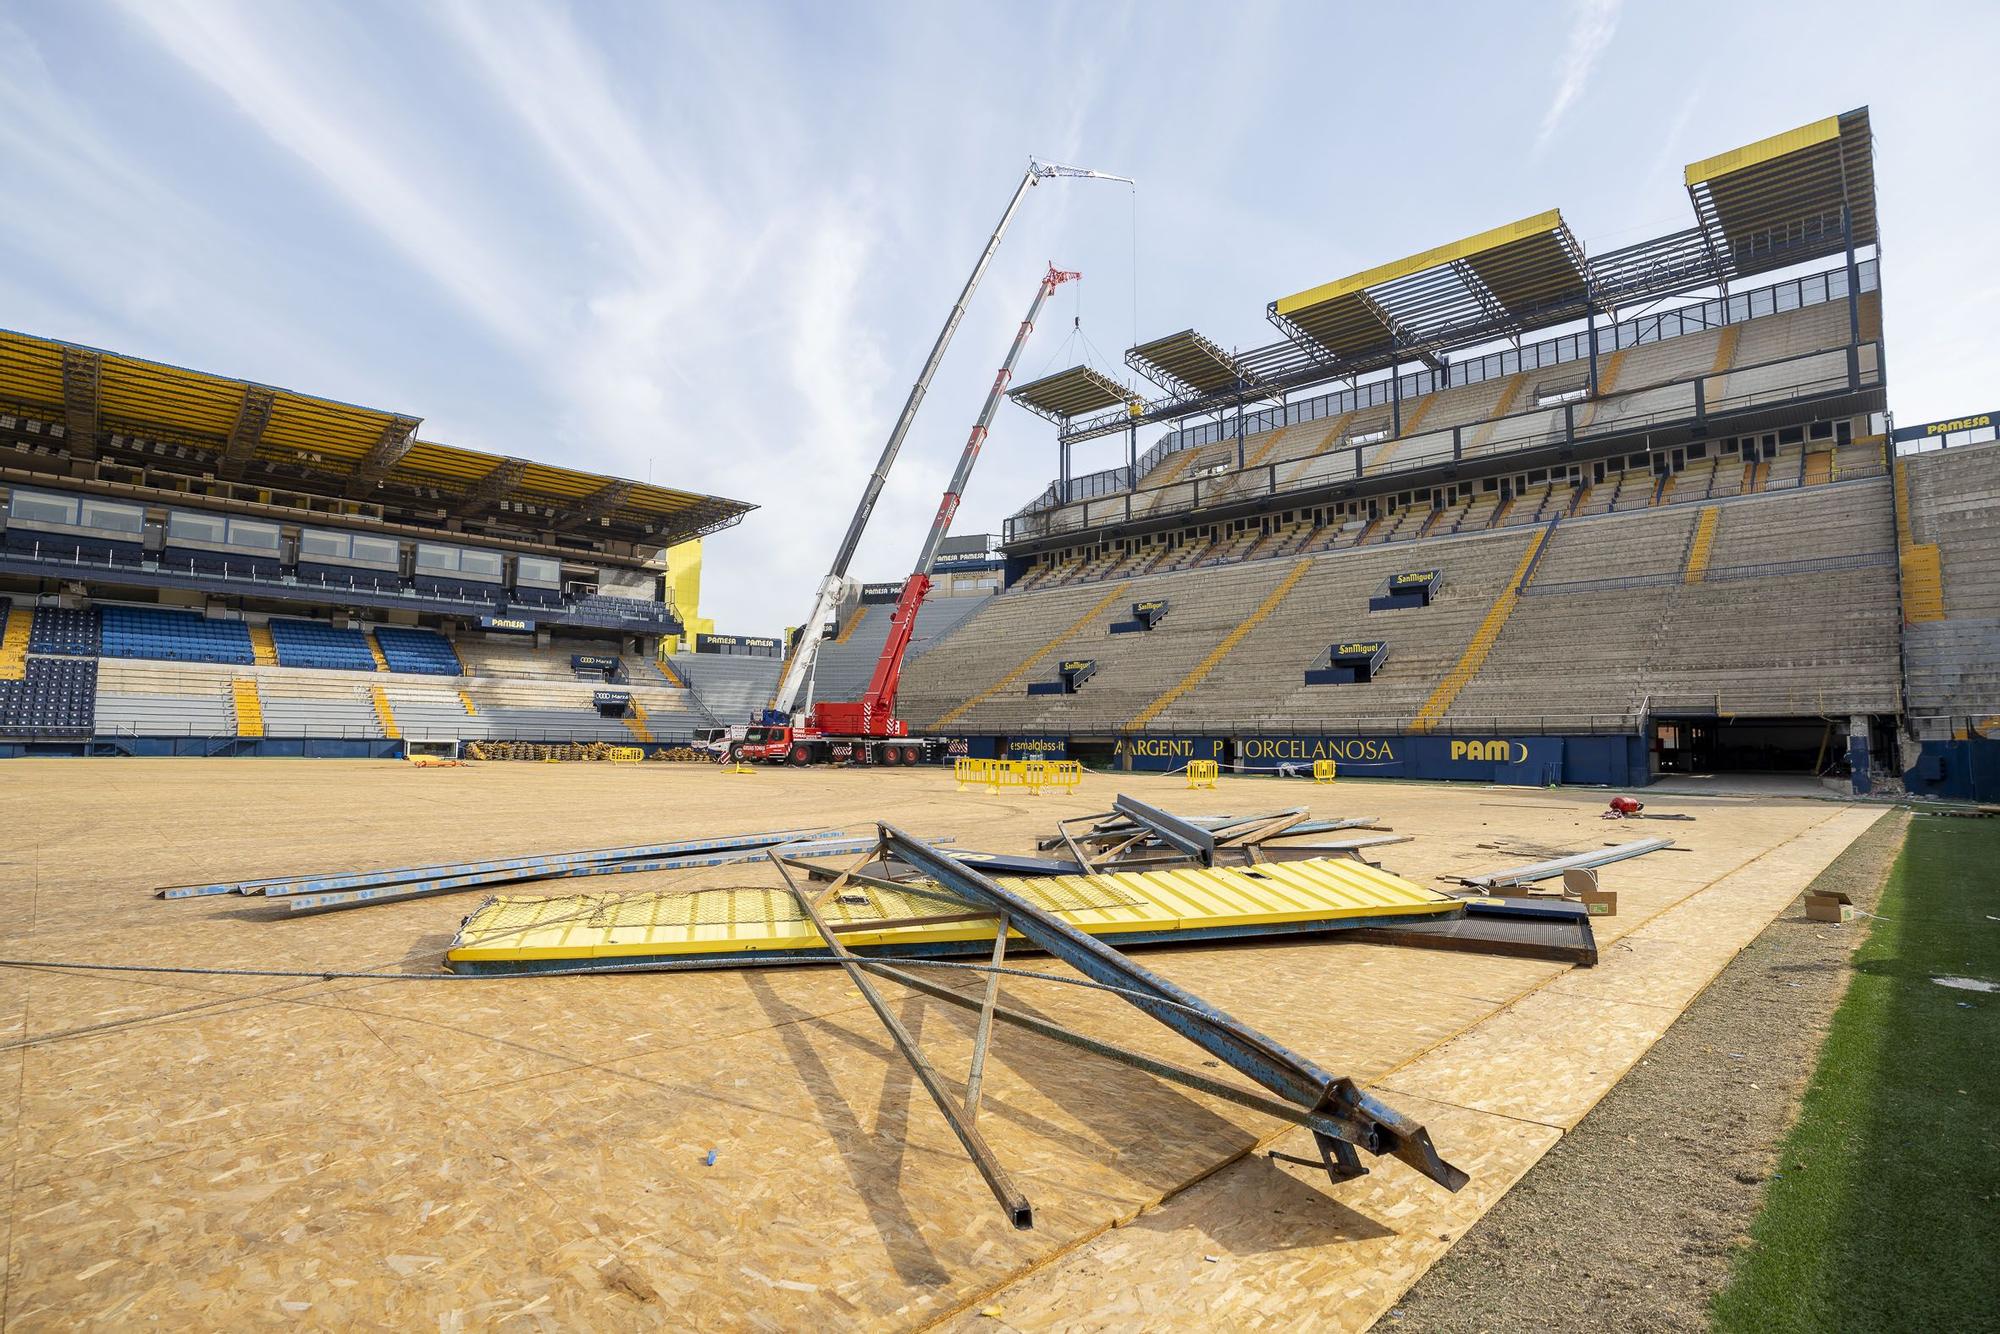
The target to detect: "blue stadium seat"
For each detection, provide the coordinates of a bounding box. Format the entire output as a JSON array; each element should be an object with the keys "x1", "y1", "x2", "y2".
[
  {"x1": 374, "y1": 626, "x2": 461, "y2": 675},
  {"x1": 269, "y1": 617, "x2": 377, "y2": 671},
  {"x1": 100, "y1": 606, "x2": 253, "y2": 664}
]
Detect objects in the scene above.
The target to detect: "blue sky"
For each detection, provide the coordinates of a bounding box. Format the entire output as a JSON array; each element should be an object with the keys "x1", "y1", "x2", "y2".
[{"x1": 3, "y1": 1, "x2": 1994, "y2": 628}]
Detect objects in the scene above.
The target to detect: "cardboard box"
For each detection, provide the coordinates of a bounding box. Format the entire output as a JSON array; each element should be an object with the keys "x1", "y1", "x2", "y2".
[{"x1": 1805, "y1": 890, "x2": 1856, "y2": 923}]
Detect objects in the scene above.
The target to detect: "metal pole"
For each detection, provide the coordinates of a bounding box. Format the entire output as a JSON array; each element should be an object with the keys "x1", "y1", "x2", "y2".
[
  {"x1": 1842, "y1": 203, "x2": 1862, "y2": 389},
  {"x1": 769, "y1": 850, "x2": 1032, "y2": 1229},
  {"x1": 1586, "y1": 297, "x2": 1600, "y2": 397},
  {"x1": 1390, "y1": 356, "x2": 1403, "y2": 437},
  {"x1": 963, "y1": 916, "x2": 1008, "y2": 1122}
]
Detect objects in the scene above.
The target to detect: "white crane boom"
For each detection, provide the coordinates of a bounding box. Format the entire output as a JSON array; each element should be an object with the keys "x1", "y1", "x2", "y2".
[{"x1": 764, "y1": 158, "x2": 1130, "y2": 722}]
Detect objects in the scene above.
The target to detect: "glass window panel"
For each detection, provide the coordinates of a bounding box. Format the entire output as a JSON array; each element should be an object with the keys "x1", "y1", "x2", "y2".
[
  {"x1": 459, "y1": 549, "x2": 502, "y2": 579},
  {"x1": 300, "y1": 529, "x2": 347, "y2": 558},
  {"x1": 226, "y1": 519, "x2": 280, "y2": 550},
  {"x1": 9, "y1": 490, "x2": 79, "y2": 525},
  {"x1": 80, "y1": 499, "x2": 143, "y2": 534},
  {"x1": 351, "y1": 535, "x2": 399, "y2": 565},
  {"x1": 167, "y1": 511, "x2": 228, "y2": 543}
]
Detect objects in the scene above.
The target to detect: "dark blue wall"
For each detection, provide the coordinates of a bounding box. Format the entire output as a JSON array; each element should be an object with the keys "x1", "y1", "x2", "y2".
[
  {"x1": 1904, "y1": 737, "x2": 2000, "y2": 802},
  {"x1": 964, "y1": 732, "x2": 1651, "y2": 786}
]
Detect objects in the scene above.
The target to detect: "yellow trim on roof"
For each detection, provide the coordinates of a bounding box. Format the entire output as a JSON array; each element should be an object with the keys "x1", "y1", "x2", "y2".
[
  {"x1": 1276, "y1": 209, "x2": 1565, "y2": 316},
  {"x1": 1684, "y1": 115, "x2": 1839, "y2": 187}
]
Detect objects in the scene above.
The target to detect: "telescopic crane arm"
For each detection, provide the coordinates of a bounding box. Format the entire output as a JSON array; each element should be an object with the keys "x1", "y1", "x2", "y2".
[
  {"x1": 766, "y1": 159, "x2": 1132, "y2": 724},
  {"x1": 813, "y1": 264, "x2": 1080, "y2": 737}
]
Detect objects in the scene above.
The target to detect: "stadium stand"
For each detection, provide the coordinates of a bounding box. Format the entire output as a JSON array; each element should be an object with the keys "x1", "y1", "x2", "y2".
[
  {"x1": 1899, "y1": 440, "x2": 2000, "y2": 734},
  {"x1": 669, "y1": 652, "x2": 781, "y2": 725},
  {"x1": 809, "y1": 592, "x2": 993, "y2": 703},
  {"x1": 0, "y1": 656, "x2": 97, "y2": 737},
  {"x1": 268, "y1": 618, "x2": 378, "y2": 672},
  {"x1": 100, "y1": 606, "x2": 254, "y2": 665},
  {"x1": 27, "y1": 606, "x2": 98, "y2": 656},
  {"x1": 374, "y1": 625, "x2": 462, "y2": 676},
  {"x1": 907, "y1": 480, "x2": 1905, "y2": 741},
  {"x1": 72, "y1": 612, "x2": 708, "y2": 743}
]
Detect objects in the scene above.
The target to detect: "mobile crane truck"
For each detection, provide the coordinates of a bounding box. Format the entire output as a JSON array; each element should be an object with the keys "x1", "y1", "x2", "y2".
[{"x1": 736, "y1": 159, "x2": 1129, "y2": 766}]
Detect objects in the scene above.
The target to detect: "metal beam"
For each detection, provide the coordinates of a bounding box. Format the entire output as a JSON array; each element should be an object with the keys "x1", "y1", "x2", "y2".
[
  {"x1": 555, "y1": 479, "x2": 633, "y2": 531},
  {"x1": 879, "y1": 825, "x2": 1467, "y2": 1192},
  {"x1": 59, "y1": 348, "x2": 101, "y2": 461},
  {"x1": 1458, "y1": 837, "x2": 1675, "y2": 890},
  {"x1": 217, "y1": 384, "x2": 277, "y2": 480},
  {"x1": 345, "y1": 415, "x2": 421, "y2": 498},
  {"x1": 451, "y1": 456, "x2": 530, "y2": 519}
]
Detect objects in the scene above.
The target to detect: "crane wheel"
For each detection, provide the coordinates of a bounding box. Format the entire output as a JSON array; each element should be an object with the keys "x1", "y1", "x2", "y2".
[
  {"x1": 901, "y1": 745, "x2": 921, "y2": 766},
  {"x1": 879, "y1": 746, "x2": 900, "y2": 767},
  {"x1": 788, "y1": 747, "x2": 811, "y2": 767}
]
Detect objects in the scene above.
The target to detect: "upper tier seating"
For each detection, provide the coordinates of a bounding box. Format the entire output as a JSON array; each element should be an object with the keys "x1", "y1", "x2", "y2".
[
  {"x1": 375, "y1": 626, "x2": 461, "y2": 675},
  {"x1": 571, "y1": 593, "x2": 674, "y2": 623},
  {"x1": 27, "y1": 606, "x2": 98, "y2": 656},
  {"x1": 101, "y1": 605, "x2": 254, "y2": 665},
  {"x1": 1032, "y1": 292, "x2": 1880, "y2": 530},
  {"x1": 269, "y1": 618, "x2": 376, "y2": 671}
]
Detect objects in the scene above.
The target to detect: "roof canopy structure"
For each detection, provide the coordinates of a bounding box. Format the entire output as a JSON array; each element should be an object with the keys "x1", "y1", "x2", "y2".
[
  {"x1": 1270, "y1": 211, "x2": 1589, "y2": 366},
  {"x1": 1021, "y1": 107, "x2": 1878, "y2": 448},
  {"x1": 1125, "y1": 329, "x2": 1259, "y2": 398},
  {"x1": 0, "y1": 330, "x2": 752, "y2": 547},
  {"x1": 1008, "y1": 364, "x2": 1135, "y2": 423},
  {"x1": 1685, "y1": 107, "x2": 1876, "y2": 280}
]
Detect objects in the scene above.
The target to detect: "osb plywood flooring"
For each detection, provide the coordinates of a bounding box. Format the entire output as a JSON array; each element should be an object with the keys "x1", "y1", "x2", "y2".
[{"x1": 0, "y1": 761, "x2": 1878, "y2": 1329}]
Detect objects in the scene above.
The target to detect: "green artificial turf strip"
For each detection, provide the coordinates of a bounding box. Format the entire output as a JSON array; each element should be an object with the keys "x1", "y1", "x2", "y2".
[{"x1": 1711, "y1": 816, "x2": 2000, "y2": 1331}]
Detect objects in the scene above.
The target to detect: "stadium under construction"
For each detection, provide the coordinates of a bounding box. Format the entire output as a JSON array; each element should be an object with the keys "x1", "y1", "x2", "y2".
[{"x1": 0, "y1": 105, "x2": 1994, "y2": 1328}]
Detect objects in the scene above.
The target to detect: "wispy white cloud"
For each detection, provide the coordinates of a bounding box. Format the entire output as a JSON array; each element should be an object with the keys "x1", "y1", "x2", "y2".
[
  {"x1": 1537, "y1": 0, "x2": 1623, "y2": 152},
  {"x1": 113, "y1": 0, "x2": 550, "y2": 353}
]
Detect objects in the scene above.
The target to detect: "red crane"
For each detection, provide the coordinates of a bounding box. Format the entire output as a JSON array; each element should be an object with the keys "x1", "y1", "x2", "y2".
[{"x1": 813, "y1": 264, "x2": 1080, "y2": 741}]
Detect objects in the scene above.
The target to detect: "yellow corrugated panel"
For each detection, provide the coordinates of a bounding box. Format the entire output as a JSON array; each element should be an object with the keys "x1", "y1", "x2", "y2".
[
  {"x1": 97, "y1": 358, "x2": 242, "y2": 437},
  {"x1": 0, "y1": 333, "x2": 66, "y2": 408},
  {"x1": 444, "y1": 856, "x2": 1459, "y2": 965},
  {"x1": 1685, "y1": 115, "x2": 1839, "y2": 187},
  {"x1": 259, "y1": 395, "x2": 392, "y2": 462},
  {"x1": 1277, "y1": 210, "x2": 1564, "y2": 315}
]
